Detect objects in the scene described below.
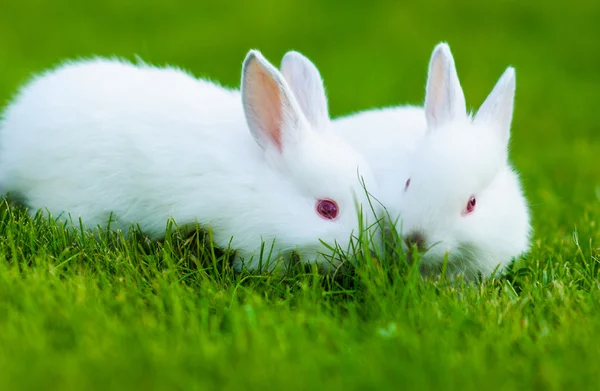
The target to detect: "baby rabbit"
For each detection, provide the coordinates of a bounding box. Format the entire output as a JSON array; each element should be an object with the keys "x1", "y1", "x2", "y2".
[
  {"x1": 0, "y1": 50, "x2": 380, "y2": 272},
  {"x1": 399, "y1": 43, "x2": 531, "y2": 279},
  {"x1": 281, "y1": 44, "x2": 531, "y2": 279}
]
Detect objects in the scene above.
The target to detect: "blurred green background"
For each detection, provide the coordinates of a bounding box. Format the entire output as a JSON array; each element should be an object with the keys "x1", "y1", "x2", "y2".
[{"x1": 2, "y1": 0, "x2": 599, "y2": 241}]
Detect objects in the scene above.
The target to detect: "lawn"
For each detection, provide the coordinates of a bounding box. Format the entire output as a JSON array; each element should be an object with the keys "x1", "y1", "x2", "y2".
[{"x1": 1, "y1": 0, "x2": 600, "y2": 390}]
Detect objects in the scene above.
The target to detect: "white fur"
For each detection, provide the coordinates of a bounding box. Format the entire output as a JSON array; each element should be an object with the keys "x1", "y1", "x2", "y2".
[
  {"x1": 332, "y1": 106, "x2": 426, "y2": 214},
  {"x1": 399, "y1": 43, "x2": 531, "y2": 279},
  {"x1": 280, "y1": 51, "x2": 329, "y2": 129},
  {"x1": 279, "y1": 51, "x2": 426, "y2": 216},
  {"x1": 280, "y1": 45, "x2": 531, "y2": 279},
  {"x1": 0, "y1": 51, "x2": 381, "y2": 271}
]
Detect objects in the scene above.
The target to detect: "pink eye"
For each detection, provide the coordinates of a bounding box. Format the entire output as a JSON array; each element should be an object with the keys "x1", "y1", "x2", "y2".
[
  {"x1": 404, "y1": 178, "x2": 411, "y2": 192},
  {"x1": 463, "y1": 195, "x2": 476, "y2": 215},
  {"x1": 316, "y1": 199, "x2": 339, "y2": 220}
]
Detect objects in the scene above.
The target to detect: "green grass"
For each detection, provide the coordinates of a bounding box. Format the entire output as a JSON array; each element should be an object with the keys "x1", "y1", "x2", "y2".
[{"x1": 1, "y1": 0, "x2": 600, "y2": 390}]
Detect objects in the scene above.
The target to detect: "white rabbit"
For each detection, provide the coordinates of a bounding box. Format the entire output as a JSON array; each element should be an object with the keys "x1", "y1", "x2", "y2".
[
  {"x1": 0, "y1": 50, "x2": 380, "y2": 272},
  {"x1": 398, "y1": 43, "x2": 531, "y2": 279},
  {"x1": 281, "y1": 45, "x2": 531, "y2": 279}
]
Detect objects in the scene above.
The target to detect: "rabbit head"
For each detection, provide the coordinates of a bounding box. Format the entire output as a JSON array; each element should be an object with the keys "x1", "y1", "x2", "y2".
[
  {"x1": 397, "y1": 43, "x2": 531, "y2": 279},
  {"x1": 239, "y1": 51, "x2": 381, "y2": 269}
]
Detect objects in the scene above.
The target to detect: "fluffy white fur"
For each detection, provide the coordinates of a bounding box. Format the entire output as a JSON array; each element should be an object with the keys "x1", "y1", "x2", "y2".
[
  {"x1": 332, "y1": 106, "x2": 426, "y2": 213},
  {"x1": 401, "y1": 43, "x2": 531, "y2": 279},
  {"x1": 281, "y1": 44, "x2": 531, "y2": 279},
  {"x1": 280, "y1": 51, "x2": 426, "y2": 217},
  {"x1": 0, "y1": 50, "x2": 380, "y2": 271}
]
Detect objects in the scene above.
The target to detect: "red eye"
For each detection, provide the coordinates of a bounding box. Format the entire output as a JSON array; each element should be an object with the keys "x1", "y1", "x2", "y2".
[
  {"x1": 404, "y1": 178, "x2": 411, "y2": 192},
  {"x1": 316, "y1": 199, "x2": 339, "y2": 220},
  {"x1": 463, "y1": 195, "x2": 476, "y2": 215}
]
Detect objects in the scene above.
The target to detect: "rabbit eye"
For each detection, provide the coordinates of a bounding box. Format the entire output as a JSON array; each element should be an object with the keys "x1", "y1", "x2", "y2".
[
  {"x1": 404, "y1": 178, "x2": 411, "y2": 191},
  {"x1": 316, "y1": 199, "x2": 339, "y2": 220},
  {"x1": 464, "y1": 196, "x2": 476, "y2": 215}
]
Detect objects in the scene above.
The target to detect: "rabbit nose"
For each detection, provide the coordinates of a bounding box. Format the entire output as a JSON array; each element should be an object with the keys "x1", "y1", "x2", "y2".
[{"x1": 404, "y1": 231, "x2": 426, "y2": 251}]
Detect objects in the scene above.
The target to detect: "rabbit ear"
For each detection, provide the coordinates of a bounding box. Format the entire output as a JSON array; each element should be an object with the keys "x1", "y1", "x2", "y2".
[
  {"x1": 424, "y1": 43, "x2": 467, "y2": 130},
  {"x1": 241, "y1": 50, "x2": 306, "y2": 153},
  {"x1": 474, "y1": 67, "x2": 516, "y2": 146},
  {"x1": 280, "y1": 51, "x2": 329, "y2": 129}
]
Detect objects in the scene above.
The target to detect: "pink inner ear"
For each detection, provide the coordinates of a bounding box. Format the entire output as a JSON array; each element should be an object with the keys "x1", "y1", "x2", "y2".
[{"x1": 247, "y1": 60, "x2": 283, "y2": 152}]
